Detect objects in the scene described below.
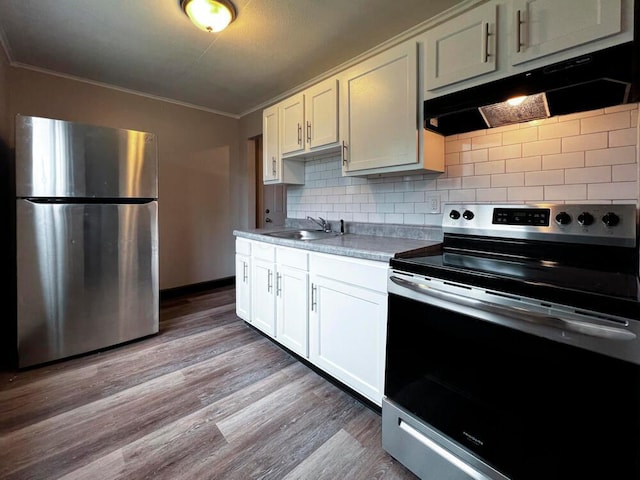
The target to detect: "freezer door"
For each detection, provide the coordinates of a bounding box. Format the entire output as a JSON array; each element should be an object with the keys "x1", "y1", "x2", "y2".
[
  {"x1": 15, "y1": 115, "x2": 157, "y2": 199},
  {"x1": 16, "y1": 199, "x2": 159, "y2": 368}
]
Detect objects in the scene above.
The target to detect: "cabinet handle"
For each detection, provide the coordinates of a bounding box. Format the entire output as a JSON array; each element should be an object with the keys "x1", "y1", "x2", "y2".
[
  {"x1": 268, "y1": 270, "x2": 273, "y2": 293},
  {"x1": 297, "y1": 123, "x2": 302, "y2": 145},
  {"x1": 272, "y1": 156, "x2": 276, "y2": 176},
  {"x1": 306, "y1": 120, "x2": 311, "y2": 144},
  {"x1": 482, "y1": 21, "x2": 491, "y2": 63},
  {"x1": 311, "y1": 283, "x2": 317, "y2": 311},
  {"x1": 243, "y1": 262, "x2": 248, "y2": 282},
  {"x1": 276, "y1": 273, "x2": 282, "y2": 296},
  {"x1": 341, "y1": 141, "x2": 348, "y2": 166},
  {"x1": 516, "y1": 9, "x2": 524, "y2": 53}
]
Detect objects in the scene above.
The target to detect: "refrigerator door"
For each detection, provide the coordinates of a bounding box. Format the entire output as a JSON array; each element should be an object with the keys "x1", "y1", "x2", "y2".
[
  {"x1": 16, "y1": 199, "x2": 159, "y2": 367},
  {"x1": 15, "y1": 115, "x2": 157, "y2": 199}
]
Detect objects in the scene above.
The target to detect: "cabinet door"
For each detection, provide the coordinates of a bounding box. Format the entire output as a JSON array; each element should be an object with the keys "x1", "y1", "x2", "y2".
[
  {"x1": 340, "y1": 41, "x2": 418, "y2": 173},
  {"x1": 276, "y1": 265, "x2": 309, "y2": 357},
  {"x1": 280, "y1": 93, "x2": 305, "y2": 155},
  {"x1": 309, "y1": 275, "x2": 387, "y2": 405},
  {"x1": 251, "y1": 257, "x2": 276, "y2": 337},
  {"x1": 235, "y1": 254, "x2": 251, "y2": 321},
  {"x1": 511, "y1": 0, "x2": 622, "y2": 65},
  {"x1": 425, "y1": 1, "x2": 497, "y2": 90},
  {"x1": 306, "y1": 78, "x2": 339, "y2": 150},
  {"x1": 263, "y1": 105, "x2": 279, "y2": 182}
]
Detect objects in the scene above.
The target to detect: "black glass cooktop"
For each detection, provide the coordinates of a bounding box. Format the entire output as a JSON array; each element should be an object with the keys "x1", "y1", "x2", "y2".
[{"x1": 390, "y1": 251, "x2": 640, "y2": 320}]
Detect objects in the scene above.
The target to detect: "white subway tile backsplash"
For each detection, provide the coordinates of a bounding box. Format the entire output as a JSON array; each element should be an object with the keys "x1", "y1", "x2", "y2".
[
  {"x1": 436, "y1": 177, "x2": 462, "y2": 190},
  {"x1": 287, "y1": 105, "x2": 639, "y2": 225},
  {"x1": 586, "y1": 146, "x2": 636, "y2": 166},
  {"x1": 544, "y1": 184, "x2": 587, "y2": 200},
  {"x1": 462, "y1": 175, "x2": 491, "y2": 189},
  {"x1": 581, "y1": 111, "x2": 630, "y2": 134},
  {"x1": 475, "y1": 160, "x2": 505, "y2": 175},
  {"x1": 491, "y1": 173, "x2": 525, "y2": 188},
  {"x1": 525, "y1": 170, "x2": 564, "y2": 186},
  {"x1": 506, "y1": 156, "x2": 542, "y2": 172},
  {"x1": 447, "y1": 163, "x2": 475, "y2": 177},
  {"x1": 507, "y1": 186, "x2": 544, "y2": 201},
  {"x1": 449, "y1": 189, "x2": 476, "y2": 202},
  {"x1": 489, "y1": 144, "x2": 522, "y2": 161},
  {"x1": 477, "y1": 187, "x2": 507, "y2": 202},
  {"x1": 565, "y1": 166, "x2": 611, "y2": 184},
  {"x1": 472, "y1": 133, "x2": 502, "y2": 150},
  {"x1": 542, "y1": 152, "x2": 584, "y2": 170},
  {"x1": 538, "y1": 119, "x2": 580, "y2": 140},
  {"x1": 588, "y1": 182, "x2": 638, "y2": 200},
  {"x1": 562, "y1": 132, "x2": 608, "y2": 152},
  {"x1": 522, "y1": 139, "x2": 561, "y2": 157},
  {"x1": 502, "y1": 127, "x2": 538, "y2": 145},
  {"x1": 612, "y1": 163, "x2": 637, "y2": 182},
  {"x1": 460, "y1": 149, "x2": 489, "y2": 164},
  {"x1": 609, "y1": 128, "x2": 638, "y2": 147}
]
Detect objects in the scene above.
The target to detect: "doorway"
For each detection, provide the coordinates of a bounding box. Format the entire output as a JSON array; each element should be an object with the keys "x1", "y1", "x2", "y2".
[{"x1": 254, "y1": 135, "x2": 286, "y2": 229}]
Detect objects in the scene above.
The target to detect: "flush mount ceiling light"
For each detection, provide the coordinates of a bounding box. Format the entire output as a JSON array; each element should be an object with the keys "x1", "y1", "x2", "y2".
[{"x1": 181, "y1": 0, "x2": 237, "y2": 33}]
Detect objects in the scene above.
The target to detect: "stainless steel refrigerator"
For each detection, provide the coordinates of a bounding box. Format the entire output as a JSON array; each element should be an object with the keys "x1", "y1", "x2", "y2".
[{"x1": 15, "y1": 114, "x2": 159, "y2": 368}]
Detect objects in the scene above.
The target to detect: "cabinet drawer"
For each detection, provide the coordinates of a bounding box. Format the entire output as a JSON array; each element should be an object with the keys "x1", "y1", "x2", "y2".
[
  {"x1": 277, "y1": 246, "x2": 309, "y2": 270},
  {"x1": 310, "y1": 253, "x2": 387, "y2": 293},
  {"x1": 252, "y1": 241, "x2": 276, "y2": 261},
  {"x1": 236, "y1": 238, "x2": 251, "y2": 256}
]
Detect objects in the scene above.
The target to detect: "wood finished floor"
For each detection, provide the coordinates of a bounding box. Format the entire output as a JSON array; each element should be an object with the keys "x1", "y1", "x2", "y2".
[{"x1": 0, "y1": 285, "x2": 417, "y2": 480}]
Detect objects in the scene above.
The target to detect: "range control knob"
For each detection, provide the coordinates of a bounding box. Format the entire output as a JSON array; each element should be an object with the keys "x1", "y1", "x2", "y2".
[
  {"x1": 602, "y1": 212, "x2": 620, "y2": 227},
  {"x1": 462, "y1": 210, "x2": 475, "y2": 220},
  {"x1": 555, "y1": 212, "x2": 572, "y2": 225},
  {"x1": 449, "y1": 210, "x2": 461, "y2": 220},
  {"x1": 577, "y1": 212, "x2": 594, "y2": 226}
]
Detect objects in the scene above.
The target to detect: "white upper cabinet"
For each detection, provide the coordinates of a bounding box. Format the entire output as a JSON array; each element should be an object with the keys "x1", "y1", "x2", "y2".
[
  {"x1": 511, "y1": 0, "x2": 623, "y2": 65},
  {"x1": 424, "y1": 0, "x2": 632, "y2": 99},
  {"x1": 263, "y1": 103, "x2": 304, "y2": 185},
  {"x1": 280, "y1": 93, "x2": 305, "y2": 155},
  {"x1": 263, "y1": 105, "x2": 280, "y2": 183},
  {"x1": 339, "y1": 40, "x2": 443, "y2": 176},
  {"x1": 305, "y1": 78, "x2": 339, "y2": 151},
  {"x1": 281, "y1": 77, "x2": 339, "y2": 158},
  {"x1": 425, "y1": 1, "x2": 498, "y2": 90}
]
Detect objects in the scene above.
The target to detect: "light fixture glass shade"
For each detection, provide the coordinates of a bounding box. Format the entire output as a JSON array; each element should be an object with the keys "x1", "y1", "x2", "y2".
[{"x1": 181, "y1": 0, "x2": 236, "y2": 33}]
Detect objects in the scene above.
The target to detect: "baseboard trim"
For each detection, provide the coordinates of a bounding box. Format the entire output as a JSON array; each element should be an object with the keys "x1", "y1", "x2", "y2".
[{"x1": 160, "y1": 277, "x2": 235, "y2": 301}]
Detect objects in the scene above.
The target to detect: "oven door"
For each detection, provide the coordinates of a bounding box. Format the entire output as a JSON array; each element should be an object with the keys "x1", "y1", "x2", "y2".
[{"x1": 383, "y1": 271, "x2": 640, "y2": 480}]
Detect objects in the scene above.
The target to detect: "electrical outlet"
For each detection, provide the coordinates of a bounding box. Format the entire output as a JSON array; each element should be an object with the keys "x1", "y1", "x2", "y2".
[{"x1": 427, "y1": 195, "x2": 440, "y2": 214}]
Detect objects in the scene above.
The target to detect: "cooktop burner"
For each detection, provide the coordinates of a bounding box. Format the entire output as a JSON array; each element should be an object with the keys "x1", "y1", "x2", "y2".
[{"x1": 391, "y1": 203, "x2": 640, "y2": 320}]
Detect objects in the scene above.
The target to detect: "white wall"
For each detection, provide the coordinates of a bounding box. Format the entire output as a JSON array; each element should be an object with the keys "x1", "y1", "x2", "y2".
[{"x1": 288, "y1": 104, "x2": 640, "y2": 225}]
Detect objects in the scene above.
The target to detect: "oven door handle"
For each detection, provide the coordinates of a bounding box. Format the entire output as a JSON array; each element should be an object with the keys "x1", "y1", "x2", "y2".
[{"x1": 389, "y1": 275, "x2": 636, "y2": 341}]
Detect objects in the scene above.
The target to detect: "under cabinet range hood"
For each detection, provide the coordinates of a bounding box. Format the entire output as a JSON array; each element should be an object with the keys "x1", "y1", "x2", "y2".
[{"x1": 424, "y1": 42, "x2": 638, "y2": 136}]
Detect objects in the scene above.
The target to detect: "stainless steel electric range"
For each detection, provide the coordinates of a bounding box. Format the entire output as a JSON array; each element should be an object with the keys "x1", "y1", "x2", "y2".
[{"x1": 383, "y1": 203, "x2": 640, "y2": 480}]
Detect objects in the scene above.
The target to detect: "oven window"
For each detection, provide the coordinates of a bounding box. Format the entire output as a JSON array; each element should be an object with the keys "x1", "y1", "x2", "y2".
[{"x1": 385, "y1": 293, "x2": 640, "y2": 480}]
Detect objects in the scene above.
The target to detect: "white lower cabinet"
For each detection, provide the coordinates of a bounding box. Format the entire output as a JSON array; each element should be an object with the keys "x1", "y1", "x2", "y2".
[
  {"x1": 309, "y1": 252, "x2": 388, "y2": 406},
  {"x1": 250, "y1": 242, "x2": 277, "y2": 336},
  {"x1": 275, "y1": 247, "x2": 309, "y2": 357},
  {"x1": 236, "y1": 239, "x2": 388, "y2": 406},
  {"x1": 235, "y1": 238, "x2": 252, "y2": 322}
]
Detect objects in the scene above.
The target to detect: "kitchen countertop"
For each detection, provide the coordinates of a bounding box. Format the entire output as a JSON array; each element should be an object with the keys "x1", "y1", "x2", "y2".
[{"x1": 233, "y1": 226, "x2": 442, "y2": 263}]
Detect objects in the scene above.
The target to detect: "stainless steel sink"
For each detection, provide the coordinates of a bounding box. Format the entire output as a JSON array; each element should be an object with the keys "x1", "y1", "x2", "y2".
[{"x1": 264, "y1": 229, "x2": 339, "y2": 241}]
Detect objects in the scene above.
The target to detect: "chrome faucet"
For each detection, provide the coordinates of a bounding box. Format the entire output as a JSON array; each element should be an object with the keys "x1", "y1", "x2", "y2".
[{"x1": 307, "y1": 216, "x2": 330, "y2": 232}]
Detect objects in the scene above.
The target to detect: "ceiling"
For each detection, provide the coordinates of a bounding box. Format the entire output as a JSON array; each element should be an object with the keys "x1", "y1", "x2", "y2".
[{"x1": 0, "y1": 0, "x2": 464, "y2": 118}]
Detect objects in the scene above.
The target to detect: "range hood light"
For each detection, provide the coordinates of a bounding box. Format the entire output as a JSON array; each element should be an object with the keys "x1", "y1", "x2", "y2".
[
  {"x1": 478, "y1": 93, "x2": 550, "y2": 129},
  {"x1": 506, "y1": 95, "x2": 528, "y2": 106}
]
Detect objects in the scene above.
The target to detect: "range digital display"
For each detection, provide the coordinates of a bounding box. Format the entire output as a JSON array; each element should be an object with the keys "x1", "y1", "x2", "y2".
[{"x1": 492, "y1": 208, "x2": 550, "y2": 226}]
